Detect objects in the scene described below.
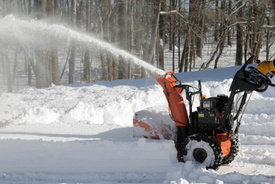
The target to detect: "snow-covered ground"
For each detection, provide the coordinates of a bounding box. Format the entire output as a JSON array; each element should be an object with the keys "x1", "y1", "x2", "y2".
[{"x1": 1, "y1": 66, "x2": 275, "y2": 184}]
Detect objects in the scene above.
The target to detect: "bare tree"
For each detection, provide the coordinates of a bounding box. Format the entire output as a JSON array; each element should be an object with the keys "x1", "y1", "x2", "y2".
[
  {"x1": 143, "y1": 1, "x2": 162, "y2": 65},
  {"x1": 196, "y1": 0, "x2": 205, "y2": 59},
  {"x1": 214, "y1": 0, "x2": 219, "y2": 42},
  {"x1": 99, "y1": 0, "x2": 111, "y2": 81},
  {"x1": 83, "y1": 0, "x2": 92, "y2": 82},
  {"x1": 201, "y1": 0, "x2": 246, "y2": 69},
  {"x1": 49, "y1": 0, "x2": 60, "y2": 85},
  {"x1": 117, "y1": 0, "x2": 129, "y2": 79},
  {"x1": 1, "y1": 44, "x2": 12, "y2": 92},
  {"x1": 227, "y1": 0, "x2": 232, "y2": 46},
  {"x1": 69, "y1": 0, "x2": 79, "y2": 84},
  {"x1": 235, "y1": 0, "x2": 243, "y2": 65}
]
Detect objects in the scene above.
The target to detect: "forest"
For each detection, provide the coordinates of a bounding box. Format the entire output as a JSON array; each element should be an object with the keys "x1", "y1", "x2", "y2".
[{"x1": 0, "y1": 0, "x2": 274, "y2": 91}]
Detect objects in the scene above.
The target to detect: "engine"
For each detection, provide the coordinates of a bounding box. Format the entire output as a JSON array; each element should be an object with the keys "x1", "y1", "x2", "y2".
[{"x1": 193, "y1": 95, "x2": 229, "y2": 134}]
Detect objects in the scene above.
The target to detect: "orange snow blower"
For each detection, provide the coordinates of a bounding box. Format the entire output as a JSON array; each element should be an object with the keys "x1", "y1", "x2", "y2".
[{"x1": 133, "y1": 56, "x2": 275, "y2": 170}]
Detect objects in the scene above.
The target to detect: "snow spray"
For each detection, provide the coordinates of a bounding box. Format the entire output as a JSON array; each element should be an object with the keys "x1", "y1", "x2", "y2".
[{"x1": 0, "y1": 15, "x2": 165, "y2": 76}]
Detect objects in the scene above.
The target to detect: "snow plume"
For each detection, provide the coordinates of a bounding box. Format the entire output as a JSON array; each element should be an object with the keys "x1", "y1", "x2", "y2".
[{"x1": 0, "y1": 15, "x2": 165, "y2": 76}]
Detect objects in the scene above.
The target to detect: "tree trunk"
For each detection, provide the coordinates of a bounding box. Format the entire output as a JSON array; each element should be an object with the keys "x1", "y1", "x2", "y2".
[
  {"x1": 143, "y1": 1, "x2": 162, "y2": 64},
  {"x1": 157, "y1": 0, "x2": 165, "y2": 71},
  {"x1": 133, "y1": 0, "x2": 143, "y2": 78},
  {"x1": 179, "y1": 36, "x2": 188, "y2": 73},
  {"x1": 69, "y1": 0, "x2": 78, "y2": 83},
  {"x1": 50, "y1": 40, "x2": 60, "y2": 85},
  {"x1": 35, "y1": 47, "x2": 48, "y2": 88},
  {"x1": 266, "y1": 14, "x2": 270, "y2": 60},
  {"x1": 49, "y1": 0, "x2": 60, "y2": 85},
  {"x1": 214, "y1": 0, "x2": 219, "y2": 42},
  {"x1": 227, "y1": 0, "x2": 232, "y2": 46},
  {"x1": 84, "y1": 0, "x2": 92, "y2": 82},
  {"x1": 84, "y1": 50, "x2": 91, "y2": 82},
  {"x1": 190, "y1": 33, "x2": 195, "y2": 71},
  {"x1": 183, "y1": 30, "x2": 190, "y2": 72},
  {"x1": 196, "y1": 0, "x2": 205, "y2": 59},
  {"x1": 69, "y1": 45, "x2": 76, "y2": 84},
  {"x1": 214, "y1": 35, "x2": 225, "y2": 68},
  {"x1": 117, "y1": 0, "x2": 129, "y2": 79},
  {"x1": 235, "y1": 1, "x2": 243, "y2": 66},
  {"x1": 156, "y1": 27, "x2": 164, "y2": 70},
  {"x1": 188, "y1": 0, "x2": 196, "y2": 70},
  {"x1": 2, "y1": 46, "x2": 12, "y2": 92},
  {"x1": 107, "y1": 52, "x2": 113, "y2": 81},
  {"x1": 101, "y1": 53, "x2": 108, "y2": 80},
  {"x1": 169, "y1": 0, "x2": 176, "y2": 51},
  {"x1": 27, "y1": 56, "x2": 32, "y2": 86}
]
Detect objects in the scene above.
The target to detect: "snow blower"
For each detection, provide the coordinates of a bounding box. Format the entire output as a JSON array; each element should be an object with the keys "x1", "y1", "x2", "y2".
[{"x1": 133, "y1": 56, "x2": 275, "y2": 170}]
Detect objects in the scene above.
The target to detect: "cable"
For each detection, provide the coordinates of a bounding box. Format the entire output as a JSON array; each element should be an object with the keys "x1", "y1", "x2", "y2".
[{"x1": 238, "y1": 92, "x2": 253, "y2": 122}]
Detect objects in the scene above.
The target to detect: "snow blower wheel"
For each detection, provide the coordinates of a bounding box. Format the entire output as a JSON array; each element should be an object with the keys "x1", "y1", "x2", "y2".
[{"x1": 181, "y1": 134, "x2": 222, "y2": 170}]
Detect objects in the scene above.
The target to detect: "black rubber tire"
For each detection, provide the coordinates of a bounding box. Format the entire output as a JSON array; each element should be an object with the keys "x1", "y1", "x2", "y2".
[
  {"x1": 221, "y1": 135, "x2": 240, "y2": 165},
  {"x1": 181, "y1": 134, "x2": 222, "y2": 170}
]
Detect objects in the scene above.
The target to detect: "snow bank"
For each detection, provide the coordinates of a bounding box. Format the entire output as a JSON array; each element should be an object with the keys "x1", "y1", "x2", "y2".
[{"x1": 0, "y1": 79, "x2": 166, "y2": 132}]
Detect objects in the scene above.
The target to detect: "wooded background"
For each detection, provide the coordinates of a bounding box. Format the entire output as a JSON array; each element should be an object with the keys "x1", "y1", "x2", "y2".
[{"x1": 0, "y1": 0, "x2": 275, "y2": 91}]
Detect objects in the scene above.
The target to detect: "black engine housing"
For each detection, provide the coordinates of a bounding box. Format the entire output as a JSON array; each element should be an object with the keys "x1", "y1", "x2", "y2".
[{"x1": 192, "y1": 95, "x2": 229, "y2": 134}]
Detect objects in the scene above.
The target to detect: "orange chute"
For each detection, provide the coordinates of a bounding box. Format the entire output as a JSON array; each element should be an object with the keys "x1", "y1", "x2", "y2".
[{"x1": 155, "y1": 71, "x2": 189, "y2": 127}]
